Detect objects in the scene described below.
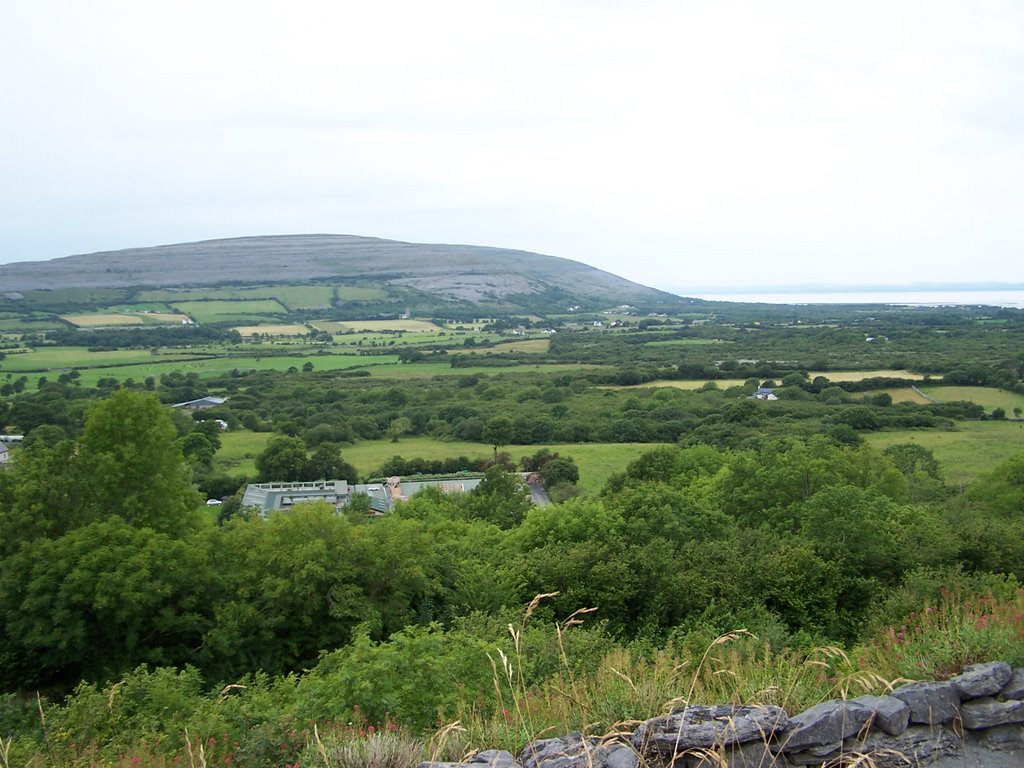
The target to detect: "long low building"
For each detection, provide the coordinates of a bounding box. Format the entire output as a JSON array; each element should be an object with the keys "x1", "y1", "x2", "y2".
[{"x1": 241, "y1": 475, "x2": 485, "y2": 516}]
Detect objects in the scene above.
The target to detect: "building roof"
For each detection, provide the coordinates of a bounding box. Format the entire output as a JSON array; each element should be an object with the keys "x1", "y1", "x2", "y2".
[{"x1": 170, "y1": 396, "x2": 227, "y2": 409}]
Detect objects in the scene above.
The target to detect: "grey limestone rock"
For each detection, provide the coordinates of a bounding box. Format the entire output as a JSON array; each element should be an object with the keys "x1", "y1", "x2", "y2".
[
  {"x1": 785, "y1": 724, "x2": 963, "y2": 768},
  {"x1": 780, "y1": 698, "x2": 874, "y2": 752},
  {"x1": 951, "y1": 661, "x2": 1013, "y2": 700},
  {"x1": 891, "y1": 680, "x2": 960, "y2": 725},
  {"x1": 961, "y1": 697, "x2": 1024, "y2": 730},
  {"x1": 850, "y1": 694, "x2": 911, "y2": 736},
  {"x1": 1000, "y1": 668, "x2": 1024, "y2": 700},
  {"x1": 519, "y1": 735, "x2": 588, "y2": 768},
  {"x1": 683, "y1": 741, "x2": 787, "y2": 768},
  {"x1": 470, "y1": 750, "x2": 519, "y2": 767},
  {"x1": 632, "y1": 704, "x2": 790, "y2": 756},
  {"x1": 975, "y1": 723, "x2": 1024, "y2": 751},
  {"x1": 519, "y1": 734, "x2": 634, "y2": 768},
  {"x1": 600, "y1": 744, "x2": 639, "y2": 768}
]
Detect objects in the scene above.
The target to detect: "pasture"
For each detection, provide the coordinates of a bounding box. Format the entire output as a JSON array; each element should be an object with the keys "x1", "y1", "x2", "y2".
[
  {"x1": 0, "y1": 346, "x2": 208, "y2": 372},
  {"x1": 138, "y1": 285, "x2": 335, "y2": 309},
  {"x1": 460, "y1": 339, "x2": 551, "y2": 354},
  {"x1": 61, "y1": 313, "x2": 143, "y2": 327},
  {"x1": 864, "y1": 421, "x2": 1024, "y2": 486},
  {"x1": 880, "y1": 388, "x2": 933, "y2": 405},
  {"x1": 920, "y1": 385, "x2": 1024, "y2": 414},
  {"x1": 170, "y1": 299, "x2": 288, "y2": 323},
  {"x1": 808, "y1": 369, "x2": 934, "y2": 382},
  {"x1": 62, "y1": 311, "x2": 192, "y2": 327},
  {"x1": 336, "y1": 286, "x2": 388, "y2": 301}
]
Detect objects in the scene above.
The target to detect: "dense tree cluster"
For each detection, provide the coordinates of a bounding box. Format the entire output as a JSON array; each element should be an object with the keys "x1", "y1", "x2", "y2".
[{"x1": 2, "y1": 390, "x2": 1022, "y2": 700}]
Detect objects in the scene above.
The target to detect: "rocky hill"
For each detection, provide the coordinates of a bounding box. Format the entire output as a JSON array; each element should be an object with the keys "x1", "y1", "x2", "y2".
[{"x1": 0, "y1": 234, "x2": 684, "y2": 311}]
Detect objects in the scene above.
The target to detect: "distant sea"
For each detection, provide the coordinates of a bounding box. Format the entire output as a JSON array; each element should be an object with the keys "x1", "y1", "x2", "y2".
[{"x1": 686, "y1": 290, "x2": 1024, "y2": 309}]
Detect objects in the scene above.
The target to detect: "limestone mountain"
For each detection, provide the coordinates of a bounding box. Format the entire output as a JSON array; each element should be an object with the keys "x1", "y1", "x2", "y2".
[{"x1": 0, "y1": 234, "x2": 685, "y2": 312}]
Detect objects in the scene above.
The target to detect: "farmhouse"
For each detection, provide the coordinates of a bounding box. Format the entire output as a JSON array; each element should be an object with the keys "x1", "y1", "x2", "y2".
[
  {"x1": 170, "y1": 396, "x2": 227, "y2": 410},
  {"x1": 240, "y1": 475, "x2": 485, "y2": 516}
]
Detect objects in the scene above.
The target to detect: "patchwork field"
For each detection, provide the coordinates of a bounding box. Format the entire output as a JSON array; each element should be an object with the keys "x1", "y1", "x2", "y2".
[{"x1": 864, "y1": 421, "x2": 1024, "y2": 486}]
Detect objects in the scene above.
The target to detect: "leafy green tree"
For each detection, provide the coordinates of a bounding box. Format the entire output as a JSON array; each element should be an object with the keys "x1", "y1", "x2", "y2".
[
  {"x1": 255, "y1": 435, "x2": 309, "y2": 482},
  {"x1": 201, "y1": 504, "x2": 370, "y2": 678},
  {"x1": 0, "y1": 518, "x2": 212, "y2": 691},
  {"x1": 459, "y1": 467, "x2": 531, "y2": 529},
  {"x1": 303, "y1": 443, "x2": 358, "y2": 482},
  {"x1": 482, "y1": 416, "x2": 515, "y2": 454},
  {"x1": 541, "y1": 456, "x2": 579, "y2": 488},
  {"x1": 75, "y1": 390, "x2": 202, "y2": 534},
  {"x1": 1, "y1": 391, "x2": 201, "y2": 549}
]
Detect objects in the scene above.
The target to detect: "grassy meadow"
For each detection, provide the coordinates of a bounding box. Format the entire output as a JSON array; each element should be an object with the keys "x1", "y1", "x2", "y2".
[
  {"x1": 170, "y1": 299, "x2": 289, "y2": 323},
  {"x1": 920, "y1": 385, "x2": 1024, "y2": 414},
  {"x1": 864, "y1": 420, "x2": 1024, "y2": 486}
]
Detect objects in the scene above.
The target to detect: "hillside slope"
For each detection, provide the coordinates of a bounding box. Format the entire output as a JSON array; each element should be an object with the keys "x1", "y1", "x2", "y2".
[{"x1": 0, "y1": 234, "x2": 682, "y2": 309}]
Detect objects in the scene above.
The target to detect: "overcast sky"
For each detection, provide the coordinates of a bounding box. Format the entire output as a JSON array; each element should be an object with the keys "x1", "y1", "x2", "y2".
[{"x1": 1, "y1": 1, "x2": 1022, "y2": 291}]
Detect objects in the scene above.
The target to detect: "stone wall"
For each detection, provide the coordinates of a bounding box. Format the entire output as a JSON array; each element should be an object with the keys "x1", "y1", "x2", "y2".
[{"x1": 421, "y1": 661, "x2": 1024, "y2": 768}]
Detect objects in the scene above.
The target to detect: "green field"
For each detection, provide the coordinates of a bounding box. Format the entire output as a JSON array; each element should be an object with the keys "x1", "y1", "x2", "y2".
[
  {"x1": 920, "y1": 386, "x2": 1024, "y2": 414},
  {"x1": 0, "y1": 319, "x2": 65, "y2": 332},
  {"x1": 61, "y1": 313, "x2": 144, "y2": 327},
  {"x1": 215, "y1": 432, "x2": 669, "y2": 493},
  {"x1": 864, "y1": 421, "x2": 1024, "y2": 486},
  {"x1": 61, "y1": 311, "x2": 192, "y2": 327},
  {"x1": 0, "y1": 346, "x2": 209, "y2": 372},
  {"x1": 137, "y1": 285, "x2": 331, "y2": 308},
  {"x1": 809, "y1": 369, "x2": 933, "y2": 382},
  {"x1": 213, "y1": 430, "x2": 274, "y2": 476},
  {"x1": 461, "y1": 339, "x2": 550, "y2": 354},
  {"x1": 3, "y1": 349, "x2": 401, "y2": 390},
  {"x1": 880, "y1": 387, "x2": 932, "y2": 405},
  {"x1": 170, "y1": 299, "x2": 288, "y2": 323},
  {"x1": 336, "y1": 286, "x2": 388, "y2": 301}
]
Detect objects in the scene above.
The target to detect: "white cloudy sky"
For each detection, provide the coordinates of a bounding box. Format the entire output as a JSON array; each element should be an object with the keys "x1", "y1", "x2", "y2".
[{"x1": 1, "y1": 0, "x2": 1022, "y2": 291}]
